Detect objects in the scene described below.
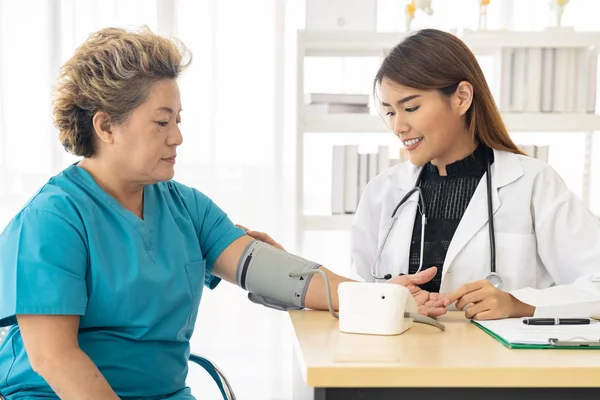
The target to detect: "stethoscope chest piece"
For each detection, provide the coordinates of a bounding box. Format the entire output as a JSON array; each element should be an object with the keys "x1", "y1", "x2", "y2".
[{"x1": 485, "y1": 272, "x2": 503, "y2": 289}]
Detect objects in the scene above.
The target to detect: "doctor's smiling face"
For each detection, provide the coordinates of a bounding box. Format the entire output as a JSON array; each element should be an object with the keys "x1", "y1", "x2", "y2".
[
  {"x1": 379, "y1": 77, "x2": 475, "y2": 172},
  {"x1": 374, "y1": 29, "x2": 524, "y2": 175}
]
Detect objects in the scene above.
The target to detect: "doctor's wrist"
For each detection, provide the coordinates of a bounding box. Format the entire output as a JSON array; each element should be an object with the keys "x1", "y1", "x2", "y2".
[{"x1": 508, "y1": 294, "x2": 535, "y2": 318}]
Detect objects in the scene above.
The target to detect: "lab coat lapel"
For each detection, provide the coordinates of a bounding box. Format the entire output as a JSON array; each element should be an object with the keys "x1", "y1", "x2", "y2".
[
  {"x1": 441, "y1": 150, "x2": 523, "y2": 281},
  {"x1": 384, "y1": 164, "x2": 422, "y2": 277}
]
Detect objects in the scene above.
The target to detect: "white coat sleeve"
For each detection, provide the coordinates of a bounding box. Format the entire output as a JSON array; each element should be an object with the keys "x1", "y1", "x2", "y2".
[
  {"x1": 510, "y1": 164, "x2": 600, "y2": 306},
  {"x1": 350, "y1": 182, "x2": 380, "y2": 282}
]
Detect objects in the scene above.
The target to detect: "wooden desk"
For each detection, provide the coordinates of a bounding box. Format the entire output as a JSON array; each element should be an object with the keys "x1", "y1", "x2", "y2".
[{"x1": 290, "y1": 311, "x2": 600, "y2": 400}]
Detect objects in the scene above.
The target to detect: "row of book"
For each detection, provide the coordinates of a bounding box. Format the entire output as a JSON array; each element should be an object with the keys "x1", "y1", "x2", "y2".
[
  {"x1": 518, "y1": 144, "x2": 550, "y2": 162},
  {"x1": 499, "y1": 47, "x2": 597, "y2": 114},
  {"x1": 331, "y1": 144, "x2": 550, "y2": 215},
  {"x1": 331, "y1": 145, "x2": 406, "y2": 215}
]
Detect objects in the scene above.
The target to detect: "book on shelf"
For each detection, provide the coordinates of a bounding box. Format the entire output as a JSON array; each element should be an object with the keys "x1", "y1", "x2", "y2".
[
  {"x1": 511, "y1": 48, "x2": 527, "y2": 112},
  {"x1": 500, "y1": 48, "x2": 513, "y2": 112},
  {"x1": 331, "y1": 146, "x2": 346, "y2": 215},
  {"x1": 552, "y1": 48, "x2": 569, "y2": 113},
  {"x1": 331, "y1": 145, "x2": 408, "y2": 215},
  {"x1": 576, "y1": 48, "x2": 590, "y2": 113},
  {"x1": 331, "y1": 145, "x2": 550, "y2": 215},
  {"x1": 343, "y1": 145, "x2": 359, "y2": 214},
  {"x1": 540, "y1": 48, "x2": 555, "y2": 113},
  {"x1": 524, "y1": 48, "x2": 543, "y2": 113},
  {"x1": 358, "y1": 153, "x2": 369, "y2": 204},
  {"x1": 500, "y1": 46, "x2": 597, "y2": 114},
  {"x1": 586, "y1": 51, "x2": 598, "y2": 112},
  {"x1": 535, "y1": 145, "x2": 550, "y2": 163},
  {"x1": 518, "y1": 144, "x2": 550, "y2": 162},
  {"x1": 368, "y1": 152, "x2": 378, "y2": 183}
]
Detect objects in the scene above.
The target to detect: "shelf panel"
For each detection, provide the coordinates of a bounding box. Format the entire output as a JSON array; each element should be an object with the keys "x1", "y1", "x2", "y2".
[
  {"x1": 303, "y1": 215, "x2": 354, "y2": 231},
  {"x1": 302, "y1": 113, "x2": 600, "y2": 133},
  {"x1": 503, "y1": 113, "x2": 600, "y2": 132},
  {"x1": 462, "y1": 30, "x2": 600, "y2": 50},
  {"x1": 300, "y1": 31, "x2": 407, "y2": 57},
  {"x1": 303, "y1": 114, "x2": 387, "y2": 133},
  {"x1": 299, "y1": 30, "x2": 600, "y2": 57}
]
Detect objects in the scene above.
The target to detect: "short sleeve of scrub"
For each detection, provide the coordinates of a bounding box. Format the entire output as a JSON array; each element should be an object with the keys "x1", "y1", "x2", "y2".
[
  {"x1": 180, "y1": 186, "x2": 245, "y2": 289},
  {"x1": 0, "y1": 208, "x2": 88, "y2": 327}
]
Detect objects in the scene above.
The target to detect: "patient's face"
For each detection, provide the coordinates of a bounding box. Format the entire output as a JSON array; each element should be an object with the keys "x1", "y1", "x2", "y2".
[{"x1": 109, "y1": 78, "x2": 183, "y2": 184}]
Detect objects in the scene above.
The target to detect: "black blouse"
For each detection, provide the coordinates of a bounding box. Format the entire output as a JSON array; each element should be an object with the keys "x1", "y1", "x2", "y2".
[{"x1": 407, "y1": 145, "x2": 494, "y2": 292}]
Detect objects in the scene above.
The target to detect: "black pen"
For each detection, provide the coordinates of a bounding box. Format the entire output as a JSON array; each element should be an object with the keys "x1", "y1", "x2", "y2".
[{"x1": 522, "y1": 318, "x2": 593, "y2": 325}]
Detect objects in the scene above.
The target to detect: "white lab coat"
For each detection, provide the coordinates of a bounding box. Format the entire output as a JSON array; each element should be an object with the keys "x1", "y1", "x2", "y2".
[{"x1": 351, "y1": 149, "x2": 600, "y2": 308}]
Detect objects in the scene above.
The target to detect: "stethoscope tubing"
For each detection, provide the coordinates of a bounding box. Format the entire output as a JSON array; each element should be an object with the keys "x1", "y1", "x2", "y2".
[{"x1": 371, "y1": 157, "x2": 498, "y2": 286}]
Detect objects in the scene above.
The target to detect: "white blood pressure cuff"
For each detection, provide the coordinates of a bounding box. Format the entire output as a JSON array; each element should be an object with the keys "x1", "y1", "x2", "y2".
[{"x1": 236, "y1": 240, "x2": 320, "y2": 311}]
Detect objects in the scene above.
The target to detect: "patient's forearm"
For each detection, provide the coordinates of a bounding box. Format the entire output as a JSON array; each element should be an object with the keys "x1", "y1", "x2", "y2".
[
  {"x1": 304, "y1": 266, "x2": 354, "y2": 311},
  {"x1": 34, "y1": 347, "x2": 119, "y2": 400}
]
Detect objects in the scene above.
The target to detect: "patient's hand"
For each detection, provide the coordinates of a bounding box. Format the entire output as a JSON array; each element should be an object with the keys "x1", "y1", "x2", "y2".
[
  {"x1": 388, "y1": 267, "x2": 448, "y2": 317},
  {"x1": 236, "y1": 224, "x2": 286, "y2": 252}
]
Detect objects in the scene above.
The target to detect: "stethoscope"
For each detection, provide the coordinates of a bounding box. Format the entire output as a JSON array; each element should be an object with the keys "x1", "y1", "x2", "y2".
[{"x1": 370, "y1": 157, "x2": 502, "y2": 289}]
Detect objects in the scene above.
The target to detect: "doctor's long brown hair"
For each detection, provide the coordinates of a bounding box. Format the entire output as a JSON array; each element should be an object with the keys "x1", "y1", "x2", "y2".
[{"x1": 374, "y1": 29, "x2": 524, "y2": 155}]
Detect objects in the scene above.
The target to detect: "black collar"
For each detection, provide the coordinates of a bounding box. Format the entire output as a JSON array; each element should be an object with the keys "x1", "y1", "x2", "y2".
[{"x1": 424, "y1": 144, "x2": 492, "y2": 178}]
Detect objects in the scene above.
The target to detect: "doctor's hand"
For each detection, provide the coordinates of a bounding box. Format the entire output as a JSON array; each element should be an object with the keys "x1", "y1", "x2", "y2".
[
  {"x1": 445, "y1": 280, "x2": 535, "y2": 320},
  {"x1": 387, "y1": 267, "x2": 448, "y2": 317},
  {"x1": 236, "y1": 224, "x2": 287, "y2": 252}
]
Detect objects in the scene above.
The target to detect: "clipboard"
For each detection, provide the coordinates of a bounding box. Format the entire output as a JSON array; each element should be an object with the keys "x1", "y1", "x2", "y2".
[{"x1": 472, "y1": 319, "x2": 600, "y2": 349}]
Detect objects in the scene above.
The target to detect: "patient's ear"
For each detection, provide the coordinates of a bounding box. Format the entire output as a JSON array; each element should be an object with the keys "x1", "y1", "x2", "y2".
[{"x1": 92, "y1": 111, "x2": 114, "y2": 144}]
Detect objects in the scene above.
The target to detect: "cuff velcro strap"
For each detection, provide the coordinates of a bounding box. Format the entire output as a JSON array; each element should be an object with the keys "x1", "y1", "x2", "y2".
[{"x1": 236, "y1": 240, "x2": 320, "y2": 309}]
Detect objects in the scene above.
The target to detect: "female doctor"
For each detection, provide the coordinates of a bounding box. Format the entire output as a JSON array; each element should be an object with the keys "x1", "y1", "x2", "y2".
[{"x1": 352, "y1": 29, "x2": 600, "y2": 320}]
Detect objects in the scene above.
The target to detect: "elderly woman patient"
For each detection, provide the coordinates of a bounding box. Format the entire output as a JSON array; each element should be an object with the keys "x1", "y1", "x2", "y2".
[{"x1": 0, "y1": 27, "x2": 444, "y2": 400}]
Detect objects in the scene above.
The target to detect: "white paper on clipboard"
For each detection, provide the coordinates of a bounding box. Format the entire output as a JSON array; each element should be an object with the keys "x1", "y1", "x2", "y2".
[{"x1": 475, "y1": 318, "x2": 600, "y2": 346}]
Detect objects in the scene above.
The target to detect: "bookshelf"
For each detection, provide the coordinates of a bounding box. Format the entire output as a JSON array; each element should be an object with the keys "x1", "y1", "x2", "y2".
[
  {"x1": 295, "y1": 29, "x2": 600, "y2": 250},
  {"x1": 300, "y1": 29, "x2": 600, "y2": 56}
]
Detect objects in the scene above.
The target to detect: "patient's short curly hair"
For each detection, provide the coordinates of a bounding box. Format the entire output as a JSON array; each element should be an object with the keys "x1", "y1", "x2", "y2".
[{"x1": 53, "y1": 26, "x2": 191, "y2": 157}]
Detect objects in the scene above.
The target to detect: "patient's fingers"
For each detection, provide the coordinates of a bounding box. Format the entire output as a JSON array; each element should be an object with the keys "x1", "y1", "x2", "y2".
[
  {"x1": 413, "y1": 290, "x2": 430, "y2": 305},
  {"x1": 425, "y1": 306, "x2": 447, "y2": 317}
]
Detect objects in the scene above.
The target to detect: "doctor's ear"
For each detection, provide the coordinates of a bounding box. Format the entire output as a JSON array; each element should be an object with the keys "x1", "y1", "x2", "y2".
[
  {"x1": 92, "y1": 111, "x2": 114, "y2": 144},
  {"x1": 454, "y1": 81, "x2": 474, "y2": 117}
]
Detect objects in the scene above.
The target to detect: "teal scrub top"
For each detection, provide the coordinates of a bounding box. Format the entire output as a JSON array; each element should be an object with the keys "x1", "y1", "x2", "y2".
[{"x1": 0, "y1": 165, "x2": 245, "y2": 399}]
